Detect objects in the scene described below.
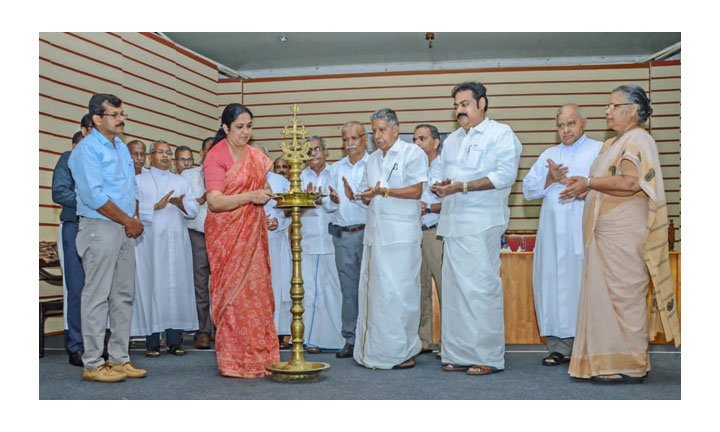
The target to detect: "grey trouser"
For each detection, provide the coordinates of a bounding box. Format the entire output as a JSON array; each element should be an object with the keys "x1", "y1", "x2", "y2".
[
  {"x1": 189, "y1": 229, "x2": 213, "y2": 336},
  {"x1": 546, "y1": 336, "x2": 574, "y2": 357},
  {"x1": 419, "y1": 226, "x2": 443, "y2": 349},
  {"x1": 75, "y1": 217, "x2": 135, "y2": 369},
  {"x1": 330, "y1": 225, "x2": 364, "y2": 345}
]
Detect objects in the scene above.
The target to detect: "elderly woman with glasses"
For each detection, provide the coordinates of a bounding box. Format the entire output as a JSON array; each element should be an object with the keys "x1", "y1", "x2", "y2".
[{"x1": 559, "y1": 85, "x2": 680, "y2": 383}]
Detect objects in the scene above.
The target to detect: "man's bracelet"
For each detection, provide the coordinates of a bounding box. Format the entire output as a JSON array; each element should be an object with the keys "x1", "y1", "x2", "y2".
[
  {"x1": 586, "y1": 177, "x2": 592, "y2": 191},
  {"x1": 384, "y1": 187, "x2": 390, "y2": 198},
  {"x1": 462, "y1": 182, "x2": 468, "y2": 195}
]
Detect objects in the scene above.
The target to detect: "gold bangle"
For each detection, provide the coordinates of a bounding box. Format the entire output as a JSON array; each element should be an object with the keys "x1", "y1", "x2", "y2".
[
  {"x1": 384, "y1": 187, "x2": 390, "y2": 198},
  {"x1": 462, "y1": 182, "x2": 468, "y2": 195}
]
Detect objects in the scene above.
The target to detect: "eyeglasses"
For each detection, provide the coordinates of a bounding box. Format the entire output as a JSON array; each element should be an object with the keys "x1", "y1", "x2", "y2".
[
  {"x1": 176, "y1": 157, "x2": 194, "y2": 164},
  {"x1": 102, "y1": 112, "x2": 129, "y2": 119},
  {"x1": 604, "y1": 103, "x2": 634, "y2": 111},
  {"x1": 151, "y1": 150, "x2": 173, "y2": 156},
  {"x1": 341, "y1": 134, "x2": 366, "y2": 143},
  {"x1": 308, "y1": 146, "x2": 324, "y2": 153}
]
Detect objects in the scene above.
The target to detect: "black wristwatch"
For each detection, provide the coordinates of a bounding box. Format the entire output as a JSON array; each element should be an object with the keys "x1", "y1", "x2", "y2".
[{"x1": 425, "y1": 204, "x2": 432, "y2": 214}]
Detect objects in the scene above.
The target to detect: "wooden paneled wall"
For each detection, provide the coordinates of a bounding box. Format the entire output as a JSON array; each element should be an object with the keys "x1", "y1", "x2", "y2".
[
  {"x1": 221, "y1": 61, "x2": 680, "y2": 247},
  {"x1": 39, "y1": 32, "x2": 219, "y2": 242}
]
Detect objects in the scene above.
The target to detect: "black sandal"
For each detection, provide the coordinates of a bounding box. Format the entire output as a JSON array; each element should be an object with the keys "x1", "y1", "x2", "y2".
[
  {"x1": 542, "y1": 351, "x2": 569, "y2": 366},
  {"x1": 166, "y1": 345, "x2": 186, "y2": 356},
  {"x1": 146, "y1": 348, "x2": 160, "y2": 357}
]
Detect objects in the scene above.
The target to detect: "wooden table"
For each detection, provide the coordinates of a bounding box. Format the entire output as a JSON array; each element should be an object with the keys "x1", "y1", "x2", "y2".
[{"x1": 431, "y1": 251, "x2": 681, "y2": 345}]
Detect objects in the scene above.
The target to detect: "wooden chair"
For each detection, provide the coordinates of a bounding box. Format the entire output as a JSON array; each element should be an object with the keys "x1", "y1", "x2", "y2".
[{"x1": 39, "y1": 242, "x2": 63, "y2": 358}]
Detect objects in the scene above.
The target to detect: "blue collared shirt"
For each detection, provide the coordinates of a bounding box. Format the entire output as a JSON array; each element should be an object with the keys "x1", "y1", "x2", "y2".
[{"x1": 68, "y1": 128, "x2": 138, "y2": 220}]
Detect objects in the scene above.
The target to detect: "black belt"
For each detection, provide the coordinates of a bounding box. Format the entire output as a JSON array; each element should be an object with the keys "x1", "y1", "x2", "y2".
[
  {"x1": 338, "y1": 224, "x2": 365, "y2": 233},
  {"x1": 422, "y1": 224, "x2": 437, "y2": 231}
]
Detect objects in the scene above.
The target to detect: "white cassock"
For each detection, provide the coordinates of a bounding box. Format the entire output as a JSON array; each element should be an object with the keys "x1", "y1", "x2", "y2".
[
  {"x1": 130, "y1": 167, "x2": 199, "y2": 336},
  {"x1": 430, "y1": 118, "x2": 521, "y2": 370},
  {"x1": 522, "y1": 134, "x2": 601, "y2": 338},
  {"x1": 300, "y1": 164, "x2": 344, "y2": 350},
  {"x1": 353, "y1": 138, "x2": 428, "y2": 369},
  {"x1": 265, "y1": 171, "x2": 292, "y2": 335}
]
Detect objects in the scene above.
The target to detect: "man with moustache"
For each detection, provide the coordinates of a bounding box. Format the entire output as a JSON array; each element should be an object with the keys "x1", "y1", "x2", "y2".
[
  {"x1": 522, "y1": 104, "x2": 601, "y2": 366},
  {"x1": 300, "y1": 136, "x2": 344, "y2": 353},
  {"x1": 177, "y1": 138, "x2": 215, "y2": 349},
  {"x1": 413, "y1": 124, "x2": 444, "y2": 354},
  {"x1": 353, "y1": 108, "x2": 427, "y2": 370},
  {"x1": 69, "y1": 93, "x2": 146, "y2": 382},
  {"x1": 131, "y1": 140, "x2": 199, "y2": 357},
  {"x1": 274, "y1": 157, "x2": 291, "y2": 180},
  {"x1": 128, "y1": 140, "x2": 148, "y2": 175},
  {"x1": 430, "y1": 82, "x2": 522, "y2": 376},
  {"x1": 322, "y1": 121, "x2": 370, "y2": 358}
]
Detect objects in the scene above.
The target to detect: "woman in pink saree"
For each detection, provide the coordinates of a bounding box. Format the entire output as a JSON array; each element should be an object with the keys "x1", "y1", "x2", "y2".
[
  {"x1": 560, "y1": 85, "x2": 680, "y2": 384},
  {"x1": 203, "y1": 104, "x2": 279, "y2": 378}
]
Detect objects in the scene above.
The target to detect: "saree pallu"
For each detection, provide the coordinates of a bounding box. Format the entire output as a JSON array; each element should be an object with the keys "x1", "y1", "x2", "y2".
[
  {"x1": 569, "y1": 128, "x2": 680, "y2": 379},
  {"x1": 205, "y1": 144, "x2": 279, "y2": 378}
]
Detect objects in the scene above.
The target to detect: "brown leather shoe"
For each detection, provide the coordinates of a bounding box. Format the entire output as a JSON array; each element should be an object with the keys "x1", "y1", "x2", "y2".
[
  {"x1": 195, "y1": 333, "x2": 211, "y2": 349},
  {"x1": 111, "y1": 361, "x2": 147, "y2": 379},
  {"x1": 83, "y1": 362, "x2": 127, "y2": 383}
]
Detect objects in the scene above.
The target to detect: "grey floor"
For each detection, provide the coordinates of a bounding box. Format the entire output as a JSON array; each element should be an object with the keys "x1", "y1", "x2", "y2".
[{"x1": 39, "y1": 335, "x2": 680, "y2": 400}]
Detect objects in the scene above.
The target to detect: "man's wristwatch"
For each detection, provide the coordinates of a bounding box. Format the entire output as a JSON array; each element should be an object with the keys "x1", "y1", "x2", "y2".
[{"x1": 425, "y1": 204, "x2": 432, "y2": 214}]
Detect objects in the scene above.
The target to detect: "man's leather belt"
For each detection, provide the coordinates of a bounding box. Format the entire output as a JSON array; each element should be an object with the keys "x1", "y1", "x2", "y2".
[
  {"x1": 339, "y1": 224, "x2": 365, "y2": 233},
  {"x1": 421, "y1": 224, "x2": 437, "y2": 231}
]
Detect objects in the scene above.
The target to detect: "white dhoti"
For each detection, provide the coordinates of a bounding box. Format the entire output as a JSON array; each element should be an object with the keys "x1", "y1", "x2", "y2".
[
  {"x1": 441, "y1": 226, "x2": 505, "y2": 370},
  {"x1": 301, "y1": 252, "x2": 344, "y2": 349},
  {"x1": 354, "y1": 242, "x2": 422, "y2": 369},
  {"x1": 269, "y1": 230, "x2": 292, "y2": 335}
]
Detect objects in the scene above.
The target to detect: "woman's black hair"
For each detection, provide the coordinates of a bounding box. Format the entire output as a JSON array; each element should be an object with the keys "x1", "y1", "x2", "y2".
[
  {"x1": 612, "y1": 85, "x2": 653, "y2": 124},
  {"x1": 211, "y1": 103, "x2": 254, "y2": 150}
]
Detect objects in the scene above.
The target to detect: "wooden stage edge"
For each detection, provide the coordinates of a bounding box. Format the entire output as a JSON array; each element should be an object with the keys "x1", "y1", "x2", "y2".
[{"x1": 430, "y1": 251, "x2": 681, "y2": 345}]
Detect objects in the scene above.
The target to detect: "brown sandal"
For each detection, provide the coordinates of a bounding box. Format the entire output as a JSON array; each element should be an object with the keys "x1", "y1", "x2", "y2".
[
  {"x1": 467, "y1": 365, "x2": 502, "y2": 376},
  {"x1": 393, "y1": 358, "x2": 416, "y2": 369},
  {"x1": 442, "y1": 364, "x2": 469, "y2": 372},
  {"x1": 166, "y1": 345, "x2": 186, "y2": 356}
]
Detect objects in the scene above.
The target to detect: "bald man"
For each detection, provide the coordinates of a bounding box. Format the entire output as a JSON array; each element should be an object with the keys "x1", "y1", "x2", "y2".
[{"x1": 522, "y1": 104, "x2": 602, "y2": 366}]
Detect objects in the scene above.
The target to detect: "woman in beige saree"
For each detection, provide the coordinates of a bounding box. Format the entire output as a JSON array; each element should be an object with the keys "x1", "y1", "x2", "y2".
[{"x1": 559, "y1": 85, "x2": 680, "y2": 383}]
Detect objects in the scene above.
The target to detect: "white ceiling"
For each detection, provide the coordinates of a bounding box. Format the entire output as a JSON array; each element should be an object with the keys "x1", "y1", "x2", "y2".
[{"x1": 161, "y1": 32, "x2": 681, "y2": 79}]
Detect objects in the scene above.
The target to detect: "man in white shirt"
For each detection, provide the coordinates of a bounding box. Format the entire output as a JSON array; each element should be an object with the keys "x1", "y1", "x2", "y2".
[
  {"x1": 323, "y1": 121, "x2": 370, "y2": 359},
  {"x1": 413, "y1": 124, "x2": 444, "y2": 353},
  {"x1": 300, "y1": 137, "x2": 344, "y2": 353},
  {"x1": 132, "y1": 140, "x2": 199, "y2": 356},
  {"x1": 128, "y1": 140, "x2": 148, "y2": 175},
  {"x1": 178, "y1": 137, "x2": 214, "y2": 349},
  {"x1": 431, "y1": 82, "x2": 522, "y2": 376},
  {"x1": 274, "y1": 157, "x2": 291, "y2": 180},
  {"x1": 522, "y1": 104, "x2": 602, "y2": 366},
  {"x1": 353, "y1": 108, "x2": 428, "y2": 370}
]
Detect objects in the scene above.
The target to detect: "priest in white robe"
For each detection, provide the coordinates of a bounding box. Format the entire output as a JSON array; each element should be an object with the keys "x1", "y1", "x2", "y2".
[
  {"x1": 265, "y1": 169, "x2": 293, "y2": 349},
  {"x1": 522, "y1": 104, "x2": 602, "y2": 365},
  {"x1": 353, "y1": 109, "x2": 428, "y2": 369},
  {"x1": 130, "y1": 140, "x2": 199, "y2": 356},
  {"x1": 299, "y1": 137, "x2": 344, "y2": 352},
  {"x1": 431, "y1": 82, "x2": 521, "y2": 375}
]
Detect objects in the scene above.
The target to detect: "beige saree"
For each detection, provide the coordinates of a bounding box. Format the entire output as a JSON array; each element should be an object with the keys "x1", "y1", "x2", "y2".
[{"x1": 568, "y1": 128, "x2": 680, "y2": 379}]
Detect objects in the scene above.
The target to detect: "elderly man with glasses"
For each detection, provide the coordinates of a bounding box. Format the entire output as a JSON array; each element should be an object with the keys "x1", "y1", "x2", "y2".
[
  {"x1": 130, "y1": 140, "x2": 200, "y2": 358},
  {"x1": 298, "y1": 136, "x2": 344, "y2": 353}
]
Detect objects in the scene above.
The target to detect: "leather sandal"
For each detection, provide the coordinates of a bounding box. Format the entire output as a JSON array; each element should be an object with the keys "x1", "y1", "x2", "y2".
[
  {"x1": 442, "y1": 364, "x2": 470, "y2": 372},
  {"x1": 393, "y1": 358, "x2": 416, "y2": 369},
  {"x1": 467, "y1": 365, "x2": 502, "y2": 376},
  {"x1": 542, "y1": 351, "x2": 569, "y2": 366},
  {"x1": 166, "y1": 345, "x2": 186, "y2": 356},
  {"x1": 146, "y1": 348, "x2": 160, "y2": 358}
]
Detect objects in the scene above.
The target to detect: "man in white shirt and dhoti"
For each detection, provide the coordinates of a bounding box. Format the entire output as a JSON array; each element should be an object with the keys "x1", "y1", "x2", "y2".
[
  {"x1": 522, "y1": 104, "x2": 602, "y2": 366},
  {"x1": 299, "y1": 136, "x2": 344, "y2": 353},
  {"x1": 265, "y1": 167, "x2": 293, "y2": 349},
  {"x1": 322, "y1": 121, "x2": 370, "y2": 359},
  {"x1": 353, "y1": 108, "x2": 428, "y2": 369},
  {"x1": 176, "y1": 138, "x2": 214, "y2": 349},
  {"x1": 431, "y1": 82, "x2": 522, "y2": 376},
  {"x1": 131, "y1": 140, "x2": 200, "y2": 357},
  {"x1": 413, "y1": 124, "x2": 444, "y2": 354}
]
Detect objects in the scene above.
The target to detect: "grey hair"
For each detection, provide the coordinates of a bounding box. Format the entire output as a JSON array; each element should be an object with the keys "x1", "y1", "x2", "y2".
[
  {"x1": 148, "y1": 139, "x2": 168, "y2": 154},
  {"x1": 612, "y1": 85, "x2": 653, "y2": 124},
  {"x1": 555, "y1": 104, "x2": 586, "y2": 121},
  {"x1": 306, "y1": 135, "x2": 326, "y2": 150},
  {"x1": 341, "y1": 121, "x2": 367, "y2": 134},
  {"x1": 370, "y1": 108, "x2": 399, "y2": 127}
]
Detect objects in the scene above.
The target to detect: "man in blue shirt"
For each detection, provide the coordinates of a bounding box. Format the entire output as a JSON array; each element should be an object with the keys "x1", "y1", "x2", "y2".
[
  {"x1": 52, "y1": 131, "x2": 85, "y2": 367},
  {"x1": 69, "y1": 93, "x2": 147, "y2": 383}
]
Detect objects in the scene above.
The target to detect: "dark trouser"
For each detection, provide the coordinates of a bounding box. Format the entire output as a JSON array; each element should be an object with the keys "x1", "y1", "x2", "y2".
[
  {"x1": 546, "y1": 336, "x2": 574, "y2": 357},
  {"x1": 188, "y1": 229, "x2": 212, "y2": 336},
  {"x1": 61, "y1": 221, "x2": 85, "y2": 354},
  {"x1": 147, "y1": 329, "x2": 181, "y2": 349},
  {"x1": 330, "y1": 225, "x2": 364, "y2": 345}
]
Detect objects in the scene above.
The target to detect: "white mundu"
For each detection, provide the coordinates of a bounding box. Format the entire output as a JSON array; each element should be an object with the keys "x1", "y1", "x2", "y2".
[
  {"x1": 131, "y1": 167, "x2": 200, "y2": 336},
  {"x1": 354, "y1": 138, "x2": 428, "y2": 369},
  {"x1": 522, "y1": 134, "x2": 601, "y2": 338},
  {"x1": 300, "y1": 164, "x2": 344, "y2": 349},
  {"x1": 265, "y1": 171, "x2": 293, "y2": 336},
  {"x1": 430, "y1": 118, "x2": 522, "y2": 370}
]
